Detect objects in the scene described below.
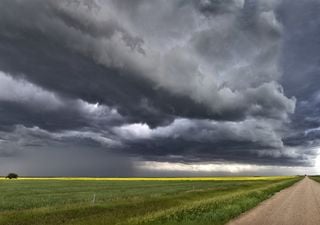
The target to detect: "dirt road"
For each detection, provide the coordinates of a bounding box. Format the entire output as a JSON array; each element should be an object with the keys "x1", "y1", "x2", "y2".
[{"x1": 227, "y1": 177, "x2": 320, "y2": 225}]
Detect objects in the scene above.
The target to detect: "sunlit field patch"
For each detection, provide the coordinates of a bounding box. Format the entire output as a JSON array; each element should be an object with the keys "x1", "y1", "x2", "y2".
[{"x1": 0, "y1": 176, "x2": 301, "y2": 225}]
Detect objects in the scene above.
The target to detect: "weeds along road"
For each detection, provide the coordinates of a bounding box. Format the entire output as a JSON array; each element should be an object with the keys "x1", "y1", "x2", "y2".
[{"x1": 227, "y1": 177, "x2": 320, "y2": 225}]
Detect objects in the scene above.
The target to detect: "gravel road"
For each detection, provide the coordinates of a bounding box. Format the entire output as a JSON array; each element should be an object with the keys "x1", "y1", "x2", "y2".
[{"x1": 227, "y1": 177, "x2": 320, "y2": 225}]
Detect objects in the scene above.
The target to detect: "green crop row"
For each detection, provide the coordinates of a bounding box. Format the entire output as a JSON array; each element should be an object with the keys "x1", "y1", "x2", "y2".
[{"x1": 0, "y1": 176, "x2": 302, "y2": 225}]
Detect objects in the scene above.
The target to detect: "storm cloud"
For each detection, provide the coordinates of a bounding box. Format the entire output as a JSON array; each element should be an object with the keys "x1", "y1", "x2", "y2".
[{"x1": 0, "y1": 0, "x2": 319, "y2": 176}]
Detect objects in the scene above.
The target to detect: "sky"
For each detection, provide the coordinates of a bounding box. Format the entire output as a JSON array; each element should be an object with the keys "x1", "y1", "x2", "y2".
[{"x1": 0, "y1": 0, "x2": 320, "y2": 176}]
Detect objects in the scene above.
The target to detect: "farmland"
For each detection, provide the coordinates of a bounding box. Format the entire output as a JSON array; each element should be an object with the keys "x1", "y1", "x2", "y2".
[{"x1": 0, "y1": 176, "x2": 301, "y2": 225}]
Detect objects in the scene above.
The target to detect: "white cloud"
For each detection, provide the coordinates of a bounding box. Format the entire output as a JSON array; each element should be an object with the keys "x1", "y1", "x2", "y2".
[
  {"x1": 135, "y1": 160, "x2": 315, "y2": 175},
  {"x1": 305, "y1": 127, "x2": 320, "y2": 136},
  {"x1": 75, "y1": 99, "x2": 122, "y2": 121},
  {"x1": 0, "y1": 71, "x2": 63, "y2": 110},
  {"x1": 113, "y1": 123, "x2": 152, "y2": 139},
  {"x1": 114, "y1": 117, "x2": 284, "y2": 149},
  {"x1": 136, "y1": 161, "x2": 256, "y2": 173},
  {"x1": 0, "y1": 71, "x2": 121, "y2": 124}
]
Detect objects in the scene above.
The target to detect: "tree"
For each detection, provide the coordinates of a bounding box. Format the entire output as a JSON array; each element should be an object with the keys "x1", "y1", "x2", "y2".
[{"x1": 6, "y1": 173, "x2": 18, "y2": 179}]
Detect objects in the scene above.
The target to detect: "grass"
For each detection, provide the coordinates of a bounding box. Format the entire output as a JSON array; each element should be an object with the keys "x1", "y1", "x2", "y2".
[
  {"x1": 0, "y1": 176, "x2": 301, "y2": 225},
  {"x1": 309, "y1": 176, "x2": 320, "y2": 182}
]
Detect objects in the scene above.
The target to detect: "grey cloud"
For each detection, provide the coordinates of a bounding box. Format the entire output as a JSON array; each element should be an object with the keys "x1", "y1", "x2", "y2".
[
  {"x1": 195, "y1": 0, "x2": 245, "y2": 16},
  {"x1": 0, "y1": 72, "x2": 63, "y2": 110},
  {"x1": 0, "y1": 124, "x2": 120, "y2": 158},
  {"x1": 276, "y1": 0, "x2": 320, "y2": 154},
  {"x1": 0, "y1": 0, "x2": 294, "y2": 122},
  {"x1": 114, "y1": 118, "x2": 284, "y2": 149},
  {"x1": 0, "y1": 71, "x2": 123, "y2": 132},
  {"x1": 112, "y1": 117, "x2": 311, "y2": 166}
]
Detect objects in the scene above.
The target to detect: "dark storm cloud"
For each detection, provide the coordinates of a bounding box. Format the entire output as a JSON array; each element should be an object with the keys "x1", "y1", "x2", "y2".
[
  {"x1": 0, "y1": 0, "x2": 319, "y2": 175},
  {"x1": 195, "y1": 0, "x2": 242, "y2": 15},
  {"x1": 276, "y1": 0, "x2": 320, "y2": 154},
  {"x1": 0, "y1": 0, "x2": 294, "y2": 121},
  {"x1": 279, "y1": 0, "x2": 320, "y2": 98},
  {"x1": 0, "y1": 0, "x2": 248, "y2": 126},
  {"x1": 0, "y1": 145, "x2": 135, "y2": 177}
]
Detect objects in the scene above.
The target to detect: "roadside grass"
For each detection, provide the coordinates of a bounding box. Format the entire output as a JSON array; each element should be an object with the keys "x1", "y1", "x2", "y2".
[
  {"x1": 309, "y1": 176, "x2": 320, "y2": 183},
  {"x1": 0, "y1": 176, "x2": 301, "y2": 225}
]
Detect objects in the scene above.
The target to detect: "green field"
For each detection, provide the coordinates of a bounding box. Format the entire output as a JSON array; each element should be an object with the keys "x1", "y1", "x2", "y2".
[{"x1": 0, "y1": 176, "x2": 301, "y2": 225}]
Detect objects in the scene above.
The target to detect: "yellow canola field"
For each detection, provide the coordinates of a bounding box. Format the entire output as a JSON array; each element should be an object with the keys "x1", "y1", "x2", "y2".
[{"x1": 0, "y1": 176, "x2": 296, "y2": 181}]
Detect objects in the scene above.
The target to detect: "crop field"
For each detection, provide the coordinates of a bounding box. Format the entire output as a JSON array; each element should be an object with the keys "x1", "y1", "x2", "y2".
[{"x1": 0, "y1": 176, "x2": 301, "y2": 225}]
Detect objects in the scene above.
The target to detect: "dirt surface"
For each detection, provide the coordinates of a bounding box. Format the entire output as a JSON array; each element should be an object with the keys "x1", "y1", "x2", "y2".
[{"x1": 227, "y1": 177, "x2": 320, "y2": 225}]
